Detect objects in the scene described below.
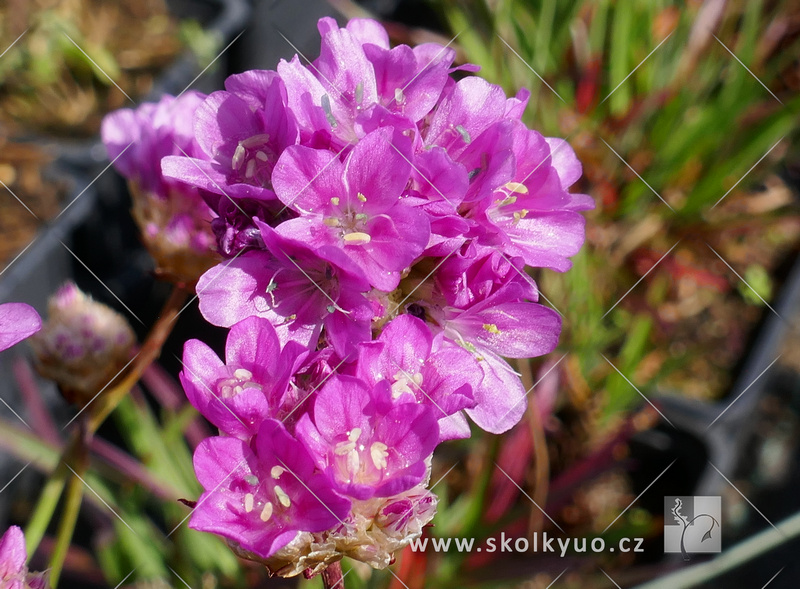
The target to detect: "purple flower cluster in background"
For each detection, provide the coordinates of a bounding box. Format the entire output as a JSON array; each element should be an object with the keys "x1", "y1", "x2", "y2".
[{"x1": 102, "y1": 16, "x2": 592, "y2": 577}]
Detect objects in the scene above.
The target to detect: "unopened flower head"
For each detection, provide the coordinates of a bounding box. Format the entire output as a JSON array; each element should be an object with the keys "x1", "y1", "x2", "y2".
[{"x1": 30, "y1": 282, "x2": 136, "y2": 404}]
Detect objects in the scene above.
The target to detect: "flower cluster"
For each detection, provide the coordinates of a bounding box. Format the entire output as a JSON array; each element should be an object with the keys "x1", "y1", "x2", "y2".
[
  {"x1": 103, "y1": 16, "x2": 592, "y2": 577},
  {"x1": 101, "y1": 92, "x2": 219, "y2": 284}
]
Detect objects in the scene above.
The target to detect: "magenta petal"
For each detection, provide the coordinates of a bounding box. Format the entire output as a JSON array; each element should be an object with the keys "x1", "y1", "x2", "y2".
[
  {"x1": 100, "y1": 109, "x2": 141, "y2": 178},
  {"x1": 272, "y1": 145, "x2": 344, "y2": 213},
  {"x1": 196, "y1": 255, "x2": 271, "y2": 327},
  {"x1": 345, "y1": 18, "x2": 390, "y2": 49},
  {"x1": 182, "y1": 338, "x2": 225, "y2": 387},
  {"x1": 545, "y1": 137, "x2": 583, "y2": 189},
  {"x1": 277, "y1": 56, "x2": 332, "y2": 137},
  {"x1": 180, "y1": 340, "x2": 264, "y2": 438},
  {"x1": 194, "y1": 91, "x2": 256, "y2": 158},
  {"x1": 0, "y1": 526, "x2": 26, "y2": 578},
  {"x1": 504, "y1": 211, "x2": 587, "y2": 271},
  {"x1": 0, "y1": 303, "x2": 41, "y2": 353},
  {"x1": 192, "y1": 436, "x2": 252, "y2": 491},
  {"x1": 343, "y1": 128, "x2": 410, "y2": 208},
  {"x1": 375, "y1": 314, "x2": 432, "y2": 372},
  {"x1": 452, "y1": 301, "x2": 561, "y2": 358},
  {"x1": 315, "y1": 25, "x2": 378, "y2": 106},
  {"x1": 465, "y1": 350, "x2": 527, "y2": 434},
  {"x1": 189, "y1": 436, "x2": 298, "y2": 557},
  {"x1": 352, "y1": 205, "x2": 430, "y2": 289},
  {"x1": 426, "y1": 77, "x2": 508, "y2": 154},
  {"x1": 225, "y1": 316, "x2": 281, "y2": 379},
  {"x1": 311, "y1": 376, "x2": 371, "y2": 440},
  {"x1": 437, "y1": 411, "x2": 472, "y2": 441}
]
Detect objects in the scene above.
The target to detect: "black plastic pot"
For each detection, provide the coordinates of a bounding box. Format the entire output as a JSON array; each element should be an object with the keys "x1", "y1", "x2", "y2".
[{"x1": 626, "y1": 245, "x2": 800, "y2": 587}]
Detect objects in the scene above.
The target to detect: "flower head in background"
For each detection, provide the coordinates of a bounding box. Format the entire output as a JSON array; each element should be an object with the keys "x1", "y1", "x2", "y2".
[
  {"x1": 29, "y1": 282, "x2": 136, "y2": 405},
  {"x1": 0, "y1": 302, "x2": 41, "y2": 353},
  {"x1": 101, "y1": 91, "x2": 220, "y2": 284},
  {"x1": 0, "y1": 526, "x2": 50, "y2": 589}
]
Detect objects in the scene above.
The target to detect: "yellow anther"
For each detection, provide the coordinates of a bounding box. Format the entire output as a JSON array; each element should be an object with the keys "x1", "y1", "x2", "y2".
[
  {"x1": 259, "y1": 501, "x2": 273, "y2": 522},
  {"x1": 343, "y1": 232, "x2": 371, "y2": 245},
  {"x1": 504, "y1": 181, "x2": 529, "y2": 194},
  {"x1": 274, "y1": 485, "x2": 291, "y2": 508},
  {"x1": 370, "y1": 442, "x2": 389, "y2": 470}
]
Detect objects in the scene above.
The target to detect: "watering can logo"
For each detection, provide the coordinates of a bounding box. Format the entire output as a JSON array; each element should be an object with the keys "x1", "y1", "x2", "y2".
[{"x1": 664, "y1": 496, "x2": 721, "y2": 560}]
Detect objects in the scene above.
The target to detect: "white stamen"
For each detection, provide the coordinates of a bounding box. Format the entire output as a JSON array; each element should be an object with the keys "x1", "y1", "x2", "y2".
[
  {"x1": 370, "y1": 442, "x2": 389, "y2": 470},
  {"x1": 348, "y1": 428, "x2": 362, "y2": 442},
  {"x1": 504, "y1": 181, "x2": 529, "y2": 194},
  {"x1": 343, "y1": 232, "x2": 371, "y2": 245},
  {"x1": 274, "y1": 485, "x2": 291, "y2": 508},
  {"x1": 335, "y1": 441, "x2": 356, "y2": 455},
  {"x1": 256, "y1": 151, "x2": 269, "y2": 161},
  {"x1": 232, "y1": 144, "x2": 246, "y2": 170},
  {"x1": 260, "y1": 501, "x2": 273, "y2": 522},
  {"x1": 240, "y1": 134, "x2": 271, "y2": 148},
  {"x1": 244, "y1": 493, "x2": 254, "y2": 513},
  {"x1": 245, "y1": 159, "x2": 257, "y2": 179},
  {"x1": 271, "y1": 465, "x2": 285, "y2": 479},
  {"x1": 234, "y1": 368, "x2": 252, "y2": 380}
]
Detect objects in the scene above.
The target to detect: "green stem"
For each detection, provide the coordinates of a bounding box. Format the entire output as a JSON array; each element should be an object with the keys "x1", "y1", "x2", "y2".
[
  {"x1": 24, "y1": 285, "x2": 187, "y2": 561},
  {"x1": 24, "y1": 429, "x2": 81, "y2": 560},
  {"x1": 24, "y1": 461, "x2": 68, "y2": 559},
  {"x1": 48, "y1": 424, "x2": 88, "y2": 588}
]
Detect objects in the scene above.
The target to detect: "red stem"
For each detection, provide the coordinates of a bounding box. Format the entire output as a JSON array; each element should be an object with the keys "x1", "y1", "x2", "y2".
[{"x1": 321, "y1": 561, "x2": 345, "y2": 589}]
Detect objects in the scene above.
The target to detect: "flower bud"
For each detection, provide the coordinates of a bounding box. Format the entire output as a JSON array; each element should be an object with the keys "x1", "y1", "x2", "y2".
[{"x1": 29, "y1": 282, "x2": 136, "y2": 404}]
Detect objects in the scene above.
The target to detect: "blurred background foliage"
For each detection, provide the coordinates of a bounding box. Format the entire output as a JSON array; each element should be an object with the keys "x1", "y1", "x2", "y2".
[{"x1": 351, "y1": 0, "x2": 800, "y2": 587}]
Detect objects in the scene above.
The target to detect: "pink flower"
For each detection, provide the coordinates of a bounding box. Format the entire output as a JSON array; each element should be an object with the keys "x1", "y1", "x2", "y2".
[
  {"x1": 0, "y1": 526, "x2": 50, "y2": 589},
  {"x1": 0, "y1": 303, "x2": 41, "y2": 353},
  {"x1": 272, "y1": 128, "x2": 430, "y2": 290},
  {"x1": 189, "y1": 420, "x2": 351, "y2": 560}
]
